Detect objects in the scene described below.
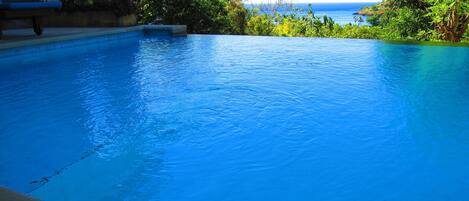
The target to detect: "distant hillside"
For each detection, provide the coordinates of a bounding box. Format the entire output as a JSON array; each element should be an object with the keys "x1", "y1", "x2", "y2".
[{"x1": 356, "y1": 2, "x2": 385, "y2": 16}]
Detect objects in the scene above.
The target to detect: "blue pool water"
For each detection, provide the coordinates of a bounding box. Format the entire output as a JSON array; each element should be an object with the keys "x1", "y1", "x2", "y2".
[
  {"x1": 1, "y1": 34, "x2": 469, "y2": 200},
  {"x1": 247, "y1": 3, "x2": 376, "y2": 24}
]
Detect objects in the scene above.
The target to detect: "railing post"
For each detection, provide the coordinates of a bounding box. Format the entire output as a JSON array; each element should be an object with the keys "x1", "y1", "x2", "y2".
[{"x1": 32, "y1": 16, "x2": 43, "y2": 36}]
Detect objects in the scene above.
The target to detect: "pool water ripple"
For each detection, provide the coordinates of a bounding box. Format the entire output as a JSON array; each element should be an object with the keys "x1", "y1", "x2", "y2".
[{"x1": 0, "y1": 35, "x2": 468, "y2": 201}]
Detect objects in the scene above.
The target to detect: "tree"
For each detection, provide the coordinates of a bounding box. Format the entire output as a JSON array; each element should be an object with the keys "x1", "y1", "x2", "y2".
[
  {"x1": 365, "y1": 0, "x2": 469, "y2": 42},
  {"x1": 225, "y1": 0, "x2": 248, "y2": 34},
  {"x1": 246, "y1": 14, "x2": 275, "y2": 36},
  {"x1": 138, "y1": 0, "x2": 230, "y2": 33},
  {"x1": 425, "y1": 0, "x2": 469, "y2": 42}
]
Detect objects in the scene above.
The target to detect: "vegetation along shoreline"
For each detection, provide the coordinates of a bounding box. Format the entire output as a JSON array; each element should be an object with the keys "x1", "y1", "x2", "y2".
[{"x1": 56, "y1": 0, "x2": 469, "y2": 44}]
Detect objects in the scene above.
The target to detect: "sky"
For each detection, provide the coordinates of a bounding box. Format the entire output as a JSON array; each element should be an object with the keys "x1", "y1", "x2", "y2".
[{"x1": 245, "y1": 0, "x2": 382, "y2": 3}]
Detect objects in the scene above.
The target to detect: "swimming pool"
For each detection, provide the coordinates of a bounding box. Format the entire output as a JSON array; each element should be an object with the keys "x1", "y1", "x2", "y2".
[{"x1": 0, "y1": 33, "x2": 468, "y2": 200}]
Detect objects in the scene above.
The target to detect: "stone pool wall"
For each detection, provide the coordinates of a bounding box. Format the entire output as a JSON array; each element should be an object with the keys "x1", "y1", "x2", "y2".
[{"x1": 43, "y1": 12, "x2": 137, "y2": 27}]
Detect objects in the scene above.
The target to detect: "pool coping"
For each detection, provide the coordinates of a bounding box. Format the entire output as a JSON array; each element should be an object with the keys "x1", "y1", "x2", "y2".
[
  {"x1": 0, "y1": 187, "x2": 39, "y2": 201},
  {"x1": 0, "y1": 25, "x2": 187, "y2": 51}
]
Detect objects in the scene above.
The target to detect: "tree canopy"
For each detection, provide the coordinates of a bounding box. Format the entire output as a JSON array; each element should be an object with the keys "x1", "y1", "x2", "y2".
[{"x1": 61, "y1": 0, "x2": 469, "y2": 43}]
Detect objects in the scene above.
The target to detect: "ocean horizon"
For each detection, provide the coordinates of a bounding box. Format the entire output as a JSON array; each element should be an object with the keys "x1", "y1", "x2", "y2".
[{"x1": 246, "y1": 2, "x2": 377, "y2": 25}]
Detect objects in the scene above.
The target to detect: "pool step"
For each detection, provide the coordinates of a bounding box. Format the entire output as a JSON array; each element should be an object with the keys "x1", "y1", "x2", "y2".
[{"x1": 0, "y1": 187, "x2": 39, "y2": 201}]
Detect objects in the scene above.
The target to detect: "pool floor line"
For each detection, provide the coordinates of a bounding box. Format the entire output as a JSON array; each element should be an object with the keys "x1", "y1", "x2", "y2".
[
  {"x1": 27, "y1": 124, "x2": 157, "y2": 194},
  {"x1": 27, "y1": 143, "x2": 108, "y2": 194}
]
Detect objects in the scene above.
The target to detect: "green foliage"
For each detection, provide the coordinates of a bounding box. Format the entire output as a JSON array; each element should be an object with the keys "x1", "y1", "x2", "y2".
[
  {"x1": 273, "y1": 16, "x2": 307, "y2": 37},
  {"x1": 60, "y1": 0, "x2": 468, "y2": 43},
  {"x1": 379, "y1": 7, "x2": 433, "y2": 40},
  {"x1": 424, "y1": 0, "x2": 469, "y2": 42},
  {"x1": 334, "y1": 24, "x2": 380, "y2": 39},
  {"x1": 362, "y1": 0, "x2": 433, "y2": 40},
  {"x1": 138, "y1": 0, "x2": 230, "y2": 33},
  {"x1": 249, "y1": 8, "x2": 380, "y2": 39},
  {"x1": 366, "y1": 14, "x2": 380, "y2": 26},
  {"x1": 357, "y1": 3, "x2": 383, "y2": 15},
  {"x1": 246, "y1": 13, "x2": 275, "y2": 36},
  {"x1": 137, "y1": 0, "x2": 246, "y2": 34},
  {"x1": 364, "y1": 0, "x2": 468, "y2": 42},
  {"x1": 466, "y1": 25, "x2": 469, "y2": 38},
  {"x1": 68, "y1": 0, "x2": 464, "y2": 43},
  {"x1": 266, "y1": 5, "x2": 379, "y2": 39},
  {"x1": 225, "y1": 0, "x2": 249, "y2": 35}
]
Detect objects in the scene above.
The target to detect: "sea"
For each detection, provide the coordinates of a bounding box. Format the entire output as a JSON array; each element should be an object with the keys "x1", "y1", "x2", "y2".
[{"x1": 246, "y1": 2, "x2": 377, "y2": 25}]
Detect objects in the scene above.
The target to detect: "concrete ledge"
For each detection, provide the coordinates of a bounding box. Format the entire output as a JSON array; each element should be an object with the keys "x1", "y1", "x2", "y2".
[
  {"x1": 0, "y1": 25, "x2": 187, "y2": 51},
  {"x1": 43, "y1": 12, "x2": 138, "y2": 27},
  {"x1": 0, "y1": 187, "x2": 39, "y2": 201},
  {"x1": 143, "y1": 25, "x2": 187, "y2": 36}
]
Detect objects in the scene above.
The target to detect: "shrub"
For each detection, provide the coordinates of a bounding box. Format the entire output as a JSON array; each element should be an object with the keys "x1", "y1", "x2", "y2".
[
  {"x1": 138, "y1": 0, "x2": 230, "y2": 33},
  {"x1": 246, "y1": 14, "x2": 275, "y2": 36},
  {"x1": 79, "y1": 0, "x2": 466, "y2": 43},
  {"x1": 378, "y1": 7, "x2": 432, "y2": 40},
  {"x1": 425, "y1": 0, "x2": 469, "y2": 42},
  {"x1": 225, "y1": 0, "x2": 249, "y2": 34}
]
